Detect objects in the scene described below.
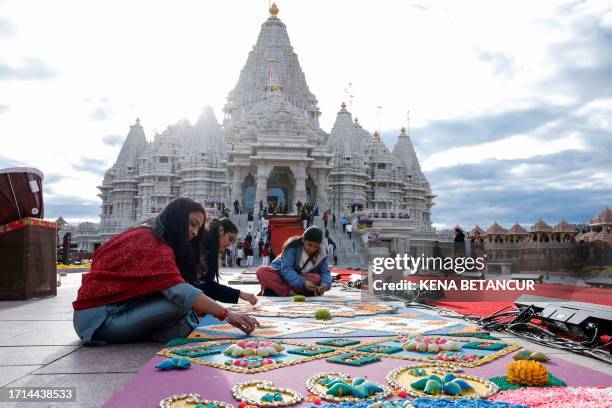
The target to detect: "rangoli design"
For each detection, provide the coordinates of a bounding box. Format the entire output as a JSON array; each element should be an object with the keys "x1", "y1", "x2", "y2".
[
  {"x1": 387, "y1": 365, "x2": 499, "y2": 400},
  {"x1": 326, "y1": 353, "x2": 381, "y2": 367},
  {"x1": 173, "y1": 345, "x2": 221, "y2": 358},
  {"x1": 307, "y1": 372, "x2": 392, "y2": 402},
  {"x1": 189, "y1": 319, "x2": 323, "y2": 339},
  {"x1": 340, "y1": 316, "x2": 457, "y2": 335},
  {"x1": 316, "y1": 338, "x2": 361, "y2": 348},
  {"x1": 159, "y1": 393, "x2": 233, "y2": 408},
  {"x1": 230, "y1": 299, "x2": 394, "y2": 318},
  {"x1": 287, "y1": 345, "x2": 336, "y2": 357},
  {"x1": 158, "y1": 339, "x2": 340, "y2": 374},
  {"x1": 317, "y1": 327, "x2": 357, "y2": 335},
  {"x1": 355, "y1": 344, "x2": 403, "y2": 354},
  {"x1": 232, "y1": 380, "x2": 303, "y2": 407},
  {"x1": 462, "y1": 341, "x2": 508, "y2": 351},
  {"x1": 353, "y1": 336, "x2": 519, "y2": 367}
]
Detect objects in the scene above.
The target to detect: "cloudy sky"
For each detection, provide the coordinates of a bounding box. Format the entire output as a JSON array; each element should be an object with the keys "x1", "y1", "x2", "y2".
[{"x1": 0, "y1": 0, "x2": 610, "y2": 229}]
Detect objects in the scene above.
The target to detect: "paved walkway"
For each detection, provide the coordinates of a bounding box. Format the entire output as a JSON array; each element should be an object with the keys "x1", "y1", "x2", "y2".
[{"x1": 0, "y1": 269, "x2": 610, "y2": 407}]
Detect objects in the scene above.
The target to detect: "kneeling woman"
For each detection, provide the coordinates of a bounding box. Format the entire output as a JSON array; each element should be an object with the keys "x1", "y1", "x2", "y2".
[
  {"x1": 191, "y1": 218, "x2": 258, "y2": 305},
  {"x1": 73, "y1": 198, "x2": 259, "y2": 345},
  {"x1": 256, "y1": 226, "x2": 332, "y2": 296}
]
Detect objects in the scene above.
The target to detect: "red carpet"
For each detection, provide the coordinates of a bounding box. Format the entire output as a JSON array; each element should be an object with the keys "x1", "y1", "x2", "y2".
[
  {"x1": 268, "y1": 216, "x2": 303, "y2": 256},
  {"x1": 400, "y1": 275, "x2": 612, "y2": 317},
  {"x1": 432, "y1": 301, "x2": 515, "y2": 317},
  {"x1": 330, "y1": 268, "x2": 367, "y2": 284}
]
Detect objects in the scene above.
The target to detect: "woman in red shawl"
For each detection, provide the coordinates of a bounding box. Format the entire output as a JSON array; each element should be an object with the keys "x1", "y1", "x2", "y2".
[{"x1": 73, "y1": 198, "x2": 259, "y2": 345}]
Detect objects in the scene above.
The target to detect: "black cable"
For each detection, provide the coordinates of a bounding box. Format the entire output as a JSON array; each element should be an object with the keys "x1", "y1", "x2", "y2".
[{"x1": 398, "y1": 298, "x2": 612, "y2": 364}]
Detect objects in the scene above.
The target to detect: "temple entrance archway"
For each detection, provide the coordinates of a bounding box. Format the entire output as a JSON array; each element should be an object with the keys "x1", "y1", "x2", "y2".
[
  {"x1": 267, "y1": 166, "x2": 294, "y2": 212},
  {"x1": 243, "y1": 173, "x2": 255, "y2": 210}
]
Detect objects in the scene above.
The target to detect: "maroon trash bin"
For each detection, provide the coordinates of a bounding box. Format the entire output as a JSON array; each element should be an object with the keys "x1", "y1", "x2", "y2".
[{"x1": 0, "y1": 167, "x2": 45, "y2": 225}]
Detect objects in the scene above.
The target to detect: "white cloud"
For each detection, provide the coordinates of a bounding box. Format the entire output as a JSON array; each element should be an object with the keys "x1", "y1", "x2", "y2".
[
  {"x1": 423, "y1": 133, "x2": 586, "y2": 171},
  {"x1": 1, "y1": 0, "x2": 609, "y2": 223}
]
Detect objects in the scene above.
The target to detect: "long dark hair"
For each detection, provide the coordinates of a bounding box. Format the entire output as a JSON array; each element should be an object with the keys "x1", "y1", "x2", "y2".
[
  {"x1": 152, "y1": 198, "x2": 206, "y2": 281},
  {"x1": 281, "y1": 236, "x2": 303, "y2": 253},
  {"x1": 201, "y1": 218, "x2": 238, "y2": 282}
]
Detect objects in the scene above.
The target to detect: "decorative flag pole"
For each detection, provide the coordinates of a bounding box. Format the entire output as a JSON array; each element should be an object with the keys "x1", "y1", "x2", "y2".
[
  {"x1": 344, "y1": 82, "x2": 354, "y2": 109},
  {"x1": 407, "y1": 109, "x2": 410, "y2": 135}
]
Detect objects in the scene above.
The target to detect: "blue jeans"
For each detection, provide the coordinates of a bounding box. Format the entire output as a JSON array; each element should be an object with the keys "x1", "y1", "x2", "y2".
[{"x1": 74, "y1": 283, "x2": 201, "y2": 345}]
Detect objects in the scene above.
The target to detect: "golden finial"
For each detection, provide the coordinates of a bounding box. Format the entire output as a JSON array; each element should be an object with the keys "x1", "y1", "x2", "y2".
[
  {"x1": 354, "y1": 117, "x2": 359, "y2": 123},
  {"x1": 400, "y1": 126, "x2": 406, "y2": 134},
  {"x1": 269, "y1": 3, "x2": 279, "y2": 16},
  {"x1": 373, "y1": 130, "x2": 380, "y2": 139},
  {"x1": 341, "y1": 101, "x2": 347, "y2": 109}
]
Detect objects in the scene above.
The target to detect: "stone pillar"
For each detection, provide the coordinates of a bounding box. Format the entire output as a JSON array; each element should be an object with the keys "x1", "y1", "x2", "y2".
[
  {"x1": 230, "y1": 169, "x2": 242, "y2": 208},
  {"x1": 254, "y1": 165, "x2": 270, "y2": 208},
  {"x1": 317, "y1": 171, "x2": 328, "y2": 210},
  {"x1": 293, "y1": 164, "x2": 307, "y2": 205}
]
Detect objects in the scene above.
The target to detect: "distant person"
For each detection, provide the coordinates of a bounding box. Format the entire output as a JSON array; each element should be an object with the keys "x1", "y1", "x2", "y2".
[
  {"x1": 262, "y1": 226, "x2": 268, "y2": 243},
  {"x1": 72, "y1": 198, "x2": 259, "y2": 345},
  {"x1": 470, "y1": 231, "x2": 485, "y2": 272},
  {"x1": 224, "y1": 247, "x2": 232, "y2": 267},
  {"x1": 322, "y1": 211, "x2": 329, "y2": 229},
  {"x1": 243, "y1": 239, "x2": 254, "y2": 267},
  {"x1": 454, "y1": 227, "x2": 466, "y2": 258},
  {"x1": 300, "y1": 209, "x2": 308, "y2": 229},
  {"x1": 256, "y1": 227, "x2": 331, "y2": 297},
  {"x1": 332, "y1": 244, "x2": 338, "y2": 265},
  {"x1": 257, "y1": 238, "x2": 264, "y2": 258},
  {"x1": 332, "y1": 213, "x2": 336, "y2": 230},
  {"x1": 341, "y1": 216, "x2": 348, "y2": 232},
  {"x1": 268, "y1": 247, "x2": 276, "y2": 263},
  {"x1": 236, "y1": 242, "x2": 244, "y2": 267},
  {"x1": 261, "y1": 242, "x2": 270, "y2": 266},
  {"x1": 346, "y1": 222, "x2": 353, "y2": 240},
  {"x1": 247, "y1": 211, "x2": 254, "y2": 232}
]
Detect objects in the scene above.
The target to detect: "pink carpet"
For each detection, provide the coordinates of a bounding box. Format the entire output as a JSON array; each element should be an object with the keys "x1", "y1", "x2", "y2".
[{"x1": 102, "y1": 338, "x2": 612, "y2": 407}]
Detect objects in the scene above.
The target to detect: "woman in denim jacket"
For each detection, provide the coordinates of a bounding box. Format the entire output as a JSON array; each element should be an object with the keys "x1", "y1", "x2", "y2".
[{"x1": 256, "y1": 227, "x2": 332, "y2": 296}]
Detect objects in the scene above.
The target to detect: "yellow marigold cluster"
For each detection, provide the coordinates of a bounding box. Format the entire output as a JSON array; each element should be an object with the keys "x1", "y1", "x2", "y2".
[{"x1": 507, "y1": 360, "x2": 548, "y2": 386}]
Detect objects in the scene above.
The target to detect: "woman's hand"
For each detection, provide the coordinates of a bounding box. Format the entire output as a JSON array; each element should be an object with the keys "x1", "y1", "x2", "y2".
[
  {"x1": 239, "y1": 291, "x2": 258, "y2": 305},
  {"x1": 303, "y1": 280, "x2": 318, "y2": 293},
  {"x1": 316, "y1": 283, "x2": 330, "y2": 295},
  {"x1": 226, "y1": 311, "x2": 260, "y2": 334}
]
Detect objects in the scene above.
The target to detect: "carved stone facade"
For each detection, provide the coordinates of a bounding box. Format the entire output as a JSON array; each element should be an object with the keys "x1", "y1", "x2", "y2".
[
  {"x1": 98, "y1": 5, "x2": 434, "y2": 241},
  {"x1": 328, "y1": 104, "x2": 435, "y2": 227},
  {"x1": 98, "y1": 111, "x2": 226, "y2": 240},
  {"x1": 464, "y1": 209, "x2": 612, "y2": 272}
]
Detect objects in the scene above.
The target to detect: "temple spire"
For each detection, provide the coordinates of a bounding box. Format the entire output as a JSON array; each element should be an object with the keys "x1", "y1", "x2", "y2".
[
  {"x1": 224, "y1": 2, "x2": 318, "y2": 116},
  {"x1": 269, "y1": 2, "x2": 279, "y2": 16}
]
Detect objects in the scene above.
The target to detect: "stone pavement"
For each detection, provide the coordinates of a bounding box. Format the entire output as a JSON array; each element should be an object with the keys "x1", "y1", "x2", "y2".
[{"x1": 0, "y1": 269, "x2": 610, "y2": 408}]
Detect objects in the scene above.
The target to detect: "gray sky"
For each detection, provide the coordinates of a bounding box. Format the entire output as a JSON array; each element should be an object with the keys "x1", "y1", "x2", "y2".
[{"x1": 0, "y1": 0, "x2": 610, "y2": 228}]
